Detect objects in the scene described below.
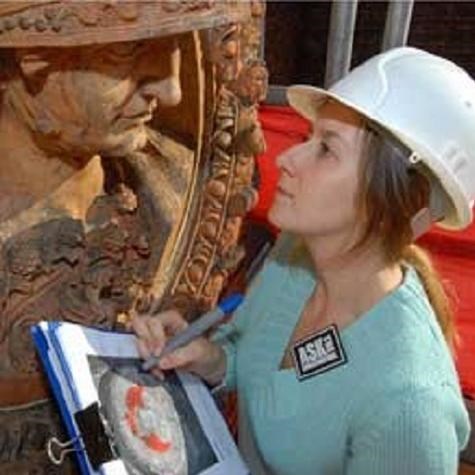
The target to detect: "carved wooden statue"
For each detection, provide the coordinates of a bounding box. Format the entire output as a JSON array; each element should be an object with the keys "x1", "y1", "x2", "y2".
[{"x1": 0, "y1": 1, "x2": 267, "y2": 472}]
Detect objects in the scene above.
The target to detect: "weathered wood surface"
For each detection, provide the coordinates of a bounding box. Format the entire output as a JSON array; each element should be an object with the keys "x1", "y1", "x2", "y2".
[{"x1": 0, "y1": 1, "x2": 267, "y2": 472}]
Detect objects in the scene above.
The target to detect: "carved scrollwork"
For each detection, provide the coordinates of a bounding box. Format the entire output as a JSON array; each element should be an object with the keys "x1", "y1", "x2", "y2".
[
  {"x1": 170, "y1": 0, "x2": 267, "y2": 312},
  {"x1": 0, "y1": 2, "x2": 267, "y2": 371},
  {"x1": 0, "y1": 1, "x2": 267, "y2": 471},
  {"x1": 0, "y1": 184, "x2": 154, "y2": 377},
  {"x1": 0, "y1": 400, "x2": 75, "y2": 474},
  {"x1": 0, "y1": 1, "x2": 251, "y2": 47}
]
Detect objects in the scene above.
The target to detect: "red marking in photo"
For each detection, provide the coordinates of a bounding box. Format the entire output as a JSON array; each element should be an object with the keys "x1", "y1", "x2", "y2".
[
  {"x1": 124, "y1": 384, "x2": 172, "y2": 453},
  {"x1": 144, "y1": 434, "x2": 172, "y2": 452}
]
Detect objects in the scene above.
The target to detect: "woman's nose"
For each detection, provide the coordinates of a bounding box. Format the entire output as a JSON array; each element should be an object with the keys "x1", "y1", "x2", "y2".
[
  {"x1": 276, "y1": 143, "x2": 304, "y2": 175},
  {"x1": 139, "y1": 47, "x2": 182, "y2": 107},
  {"x1": 276, "y1": 150, "x2": 292, "y2": 173},
  {"x1": 276, "y1": 140, "x2": 314, "y2": 174}
]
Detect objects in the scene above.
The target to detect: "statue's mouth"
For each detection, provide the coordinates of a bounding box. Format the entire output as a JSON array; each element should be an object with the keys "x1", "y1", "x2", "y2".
[
  {"x1": 119, "y1": 97, "x2": 157, "y2": 123},
  {"x1": 130, "y1": 112, "x2": 153, "y2": 123},
  {"x1": 121, "y1": 109, "x2": 153, "y2": 120},
  {"x1": 114, "y1": 112, "x2": 154, "y2": 133}
]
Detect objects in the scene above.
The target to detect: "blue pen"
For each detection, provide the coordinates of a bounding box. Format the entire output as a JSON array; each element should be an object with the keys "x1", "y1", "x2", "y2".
[{"x1": 141, "y1": 293, "x2": 244, "y2": 371}]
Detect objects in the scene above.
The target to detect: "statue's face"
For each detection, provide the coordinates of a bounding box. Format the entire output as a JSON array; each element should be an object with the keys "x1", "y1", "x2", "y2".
[{"x1": 13, "y1": 37, "x2": 182, "y2": 159}]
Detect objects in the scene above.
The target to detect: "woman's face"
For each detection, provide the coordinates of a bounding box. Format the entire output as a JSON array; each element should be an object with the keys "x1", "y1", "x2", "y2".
[{"x1": 268, "y1": 101, "x2": 367, "y2": 242}]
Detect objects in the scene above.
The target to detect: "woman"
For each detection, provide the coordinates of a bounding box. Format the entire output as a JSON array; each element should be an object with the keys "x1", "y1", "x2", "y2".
[{"x1": 132, "y1": 47, "x2": 473, "y2": 474}]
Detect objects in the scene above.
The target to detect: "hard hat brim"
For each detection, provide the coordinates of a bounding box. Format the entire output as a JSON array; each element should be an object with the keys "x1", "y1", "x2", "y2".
[{"x1": 287, "y1": 84, "x2": 472, "y2": 231}]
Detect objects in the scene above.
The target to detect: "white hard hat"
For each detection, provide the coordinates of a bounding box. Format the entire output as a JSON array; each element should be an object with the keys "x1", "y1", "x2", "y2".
[{"x1": 287, "y1": 46, "x2": 475, "y2": 230}]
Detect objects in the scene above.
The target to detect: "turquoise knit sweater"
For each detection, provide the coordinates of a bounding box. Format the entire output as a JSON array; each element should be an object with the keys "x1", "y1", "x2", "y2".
[{"x1": 213, "y1": 234, "x2": 470, "y2": 475}]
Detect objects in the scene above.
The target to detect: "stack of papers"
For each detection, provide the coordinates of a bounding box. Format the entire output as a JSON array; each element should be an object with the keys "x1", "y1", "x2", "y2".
[{"x1": 32, "y1": 321, "x2": 248, "y2": 475}]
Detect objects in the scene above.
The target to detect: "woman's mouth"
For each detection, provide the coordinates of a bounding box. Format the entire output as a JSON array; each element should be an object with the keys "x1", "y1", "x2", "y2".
[{"x1": 276, "y1": 185, "x2": 293, "y2": 199}]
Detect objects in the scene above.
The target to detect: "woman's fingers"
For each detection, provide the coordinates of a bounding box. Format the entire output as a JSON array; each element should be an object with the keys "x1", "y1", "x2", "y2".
[
  {"x1": 131, "y1": 313, "x2": 155, "y2": 357},
  {"x1": 159, "y1": 339, "x2": 204, "y2": 370},
  {"x1": 131, "y1": 312, "x2": 150, "y2": 339},
  {"x1": 157, "y1": 309, "x2": 189, "y2": 335},
  {"x1": 151, "y1": 366, "x2": 165, "y2": 381},
  {"x1": 131, "y1": 309, "x2": 189, "y2": 372},
  {"x1": 131, "y1": 308, "x2": 225, "y2": 385},
  {"x1": 146, "y1": 309, "x2": 189, "y2": 356},
  {"x1": 143, "y1": 316, "x2": 166, "y2": 356},
  {"x1": 136, "y1": 337, "x2": 152, "y2": 360},
  {"x1": 157, "y1": 339, "x2": 226, "y2": 385}
]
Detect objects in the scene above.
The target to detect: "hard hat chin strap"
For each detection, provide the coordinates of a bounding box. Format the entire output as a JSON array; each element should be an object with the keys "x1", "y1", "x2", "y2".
[
  {"x1": 404, "y1": 152, "x2": 434, "y2": 240},
  {"x1": 410, "y1": 207, "x2": 432, "y2": 240},
  {"x1": 410, "y1": 191, "x2": 446, "y2": 240},
  {"x1": 406, "y1": 151, "x2": 447, "y2": 239}
]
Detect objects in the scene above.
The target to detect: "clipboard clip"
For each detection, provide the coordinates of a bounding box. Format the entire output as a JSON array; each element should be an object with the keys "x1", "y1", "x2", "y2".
[
  {"x1": 46, "y1": 402, "x2": 116, "y2": 469},
  {"x1": 47, "y1": 436, "x2": 81, "y2": 465}
]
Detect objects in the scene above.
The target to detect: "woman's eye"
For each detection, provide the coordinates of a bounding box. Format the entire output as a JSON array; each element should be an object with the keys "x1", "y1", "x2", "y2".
[{"x1": 316, "y1": 141, "x2": 331, "y2": 158}]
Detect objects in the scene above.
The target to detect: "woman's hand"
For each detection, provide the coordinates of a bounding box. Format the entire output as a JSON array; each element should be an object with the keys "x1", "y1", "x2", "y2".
[{"x1": 131, "y1": 309, "x2": 226, "y2": 386}]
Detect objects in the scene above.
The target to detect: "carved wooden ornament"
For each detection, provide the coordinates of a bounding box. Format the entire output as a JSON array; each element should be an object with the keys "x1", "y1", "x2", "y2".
[
  {"x1": 0, "y1": 1, "x2": 251, "y2": 47},
  {"x1": 0, "y1": 0, "x2": 267, "y2": 472}
]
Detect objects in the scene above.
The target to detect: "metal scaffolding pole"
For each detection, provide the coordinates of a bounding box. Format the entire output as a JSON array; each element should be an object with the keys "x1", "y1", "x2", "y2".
[
  {"x1": 324, "y1": 0, "x2": 358, "y2": 88},
  {"x1": 382, "y1": 0, "x2": 414, "y2": 51},
  {"x1": 266, "y1": 85, "x2": 288, "y2": 106}
]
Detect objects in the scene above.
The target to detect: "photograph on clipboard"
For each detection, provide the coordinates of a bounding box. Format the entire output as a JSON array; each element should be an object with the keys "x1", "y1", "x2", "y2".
[{"x1": 31, "y1": 321, "x2": 248, "y2": 475}]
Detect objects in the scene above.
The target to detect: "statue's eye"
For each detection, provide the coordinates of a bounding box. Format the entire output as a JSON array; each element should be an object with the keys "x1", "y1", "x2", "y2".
[{"x1": 103, "y1": 41, "x2": 144, "y2": 61}]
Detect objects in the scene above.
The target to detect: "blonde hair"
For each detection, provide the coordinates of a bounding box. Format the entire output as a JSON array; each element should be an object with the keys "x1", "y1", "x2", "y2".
[{"x1": 401, "y1": 244, "x2": 455, "y2": 346}]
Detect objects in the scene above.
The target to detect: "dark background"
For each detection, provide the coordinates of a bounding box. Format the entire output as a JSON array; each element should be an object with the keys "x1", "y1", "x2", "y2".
[{"x1": 265, "y1": 1, "x2": 475, "y2": 86}]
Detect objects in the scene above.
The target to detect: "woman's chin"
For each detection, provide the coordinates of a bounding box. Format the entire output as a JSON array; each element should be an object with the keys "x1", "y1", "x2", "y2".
[{"x1": 267, "y1": 205, "x2": 289, "y2": 230}]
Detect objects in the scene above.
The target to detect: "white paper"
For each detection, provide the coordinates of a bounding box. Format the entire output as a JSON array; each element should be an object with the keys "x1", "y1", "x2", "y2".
[{"x1": 36, "y1": 321, "x2": 248, "y2": 475}]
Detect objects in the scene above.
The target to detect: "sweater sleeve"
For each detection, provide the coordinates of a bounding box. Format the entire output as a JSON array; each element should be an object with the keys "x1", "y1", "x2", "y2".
[
  {"x1": 210, "y1": 268, "x2": 266, "y2": 391},
  {"x1": 209, "y1": 315, "x2": 241, "y2": 391},
  {"x1": 210, "y1": 232, "x2": 295, "y2": 391},
  {"x1": 346, "y1": 386, "x2": 470, "y2": 475}
]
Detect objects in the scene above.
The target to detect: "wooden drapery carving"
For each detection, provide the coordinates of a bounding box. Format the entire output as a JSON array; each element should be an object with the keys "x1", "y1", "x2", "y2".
[{"x1": 0, "y1": 1, "x2": 267, "y2": 472}]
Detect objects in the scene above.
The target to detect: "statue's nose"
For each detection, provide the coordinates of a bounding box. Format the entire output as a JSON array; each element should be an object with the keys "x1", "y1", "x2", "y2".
[
  {"x1": 139, "y1": 46, "x2": 182, "y2": 107},
  {"x1": 140, "y1": 75, "x2": 182, "y2": 107}
]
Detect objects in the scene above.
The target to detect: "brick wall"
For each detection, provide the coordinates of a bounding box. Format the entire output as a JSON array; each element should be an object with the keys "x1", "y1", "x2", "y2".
[{"x1": 265, "y1": 1, "x2": 475, "y2": 87}]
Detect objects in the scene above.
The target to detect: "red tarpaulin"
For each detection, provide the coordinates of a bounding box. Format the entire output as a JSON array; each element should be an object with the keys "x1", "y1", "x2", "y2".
[{"x1": 252, "y1": 105, "x2": 475, "y2": 400}]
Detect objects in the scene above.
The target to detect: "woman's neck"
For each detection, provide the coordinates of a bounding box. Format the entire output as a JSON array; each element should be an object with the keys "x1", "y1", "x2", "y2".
[{"x1": 303, "y1": 235, "x2": 403, "y2": 328}]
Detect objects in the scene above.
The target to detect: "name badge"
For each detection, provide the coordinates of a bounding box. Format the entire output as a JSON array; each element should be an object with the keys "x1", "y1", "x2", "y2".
[{"x1": 292, "y1": 324, "x2": 347, "y2": 381}]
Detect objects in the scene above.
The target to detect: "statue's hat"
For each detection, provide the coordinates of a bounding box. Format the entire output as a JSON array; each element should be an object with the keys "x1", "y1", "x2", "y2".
[{"x1": 0, "y1": 1, "x2": 250, "y2": 47}]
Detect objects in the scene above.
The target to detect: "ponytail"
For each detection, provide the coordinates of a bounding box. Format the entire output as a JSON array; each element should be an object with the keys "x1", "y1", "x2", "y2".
[
  {"x1": 358, "y1": 126, "x2": 458, "y2": 351},
  {"x1": 401, "y1": 244, "x2": 456, "y2": 351}
]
